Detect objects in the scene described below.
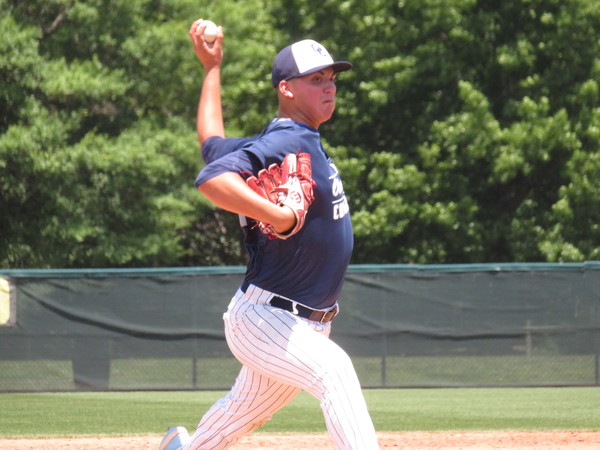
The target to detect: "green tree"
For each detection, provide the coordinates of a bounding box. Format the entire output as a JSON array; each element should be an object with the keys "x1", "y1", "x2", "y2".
[
  {"x1": 2, "y1": 0, "x2": 599, "y2": 267},
  {"x1": 1, "y1": 0, "x2": 198, "y2": 267}
]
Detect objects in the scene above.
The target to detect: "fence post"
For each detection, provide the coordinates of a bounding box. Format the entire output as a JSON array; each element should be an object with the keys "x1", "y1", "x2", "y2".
[
  {"x1": 525, "y1": 320, "x2": 532, "y2": 356},
  {"x1": 595, "y1": 328, "x2": 600, "y2": 386}
]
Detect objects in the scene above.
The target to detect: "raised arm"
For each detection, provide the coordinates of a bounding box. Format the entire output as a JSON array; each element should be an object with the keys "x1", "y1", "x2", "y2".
[{"x1": 189, "y1": 19, "x2": 225, "y2": 143}]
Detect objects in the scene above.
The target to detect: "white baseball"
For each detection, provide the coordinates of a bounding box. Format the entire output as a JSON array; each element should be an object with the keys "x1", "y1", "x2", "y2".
[{"x1": 202, "y1": 20, "x2": 218, "y2": 43}]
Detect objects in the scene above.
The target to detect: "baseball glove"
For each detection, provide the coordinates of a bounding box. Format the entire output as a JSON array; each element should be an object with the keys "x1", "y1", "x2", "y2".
[{"x1": 246, "y1": 152, "x2": 316, "y2": 239}]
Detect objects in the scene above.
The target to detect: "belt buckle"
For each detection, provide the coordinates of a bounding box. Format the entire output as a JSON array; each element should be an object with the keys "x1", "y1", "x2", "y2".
[{"x1": 320, "y1": 304, "x2": 339, "y2": 323}]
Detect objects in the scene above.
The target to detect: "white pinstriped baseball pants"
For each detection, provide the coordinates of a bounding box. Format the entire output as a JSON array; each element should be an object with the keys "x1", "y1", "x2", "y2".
[{"x1": 184, "y1": 284, "x2": 379, "y2": 450}]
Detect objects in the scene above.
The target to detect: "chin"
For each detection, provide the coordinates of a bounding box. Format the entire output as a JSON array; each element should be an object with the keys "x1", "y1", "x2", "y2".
[{"x1": 322, "y1": 107, "x2": 335, "y2": 120}]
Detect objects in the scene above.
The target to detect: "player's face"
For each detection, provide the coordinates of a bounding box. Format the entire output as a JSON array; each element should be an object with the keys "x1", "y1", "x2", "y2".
[{"x1": 287, "y1": 68, "x2": 337, "y2": 128}]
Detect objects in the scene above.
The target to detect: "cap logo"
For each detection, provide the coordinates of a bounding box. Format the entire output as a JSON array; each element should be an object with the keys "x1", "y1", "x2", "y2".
[
  {"x1": 311, "y1": 42, "x2": 328, "y2": 57},
  {"x1": 291, "y1": 40, "x2": 334, "y2": 73}
]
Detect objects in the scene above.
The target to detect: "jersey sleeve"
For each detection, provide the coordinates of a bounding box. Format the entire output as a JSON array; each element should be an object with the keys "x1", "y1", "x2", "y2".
[
  {"x1": 201, "y1": 136, "x2": 256, "y2": 164},
  {"x1": 194, "y1": 148, "x2": 262, "y2": 188}
]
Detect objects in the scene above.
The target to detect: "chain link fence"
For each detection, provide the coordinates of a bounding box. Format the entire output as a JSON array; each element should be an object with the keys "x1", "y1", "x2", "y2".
[{"x1": 1, "y1": 263, "x2": 598, "y2": 391}]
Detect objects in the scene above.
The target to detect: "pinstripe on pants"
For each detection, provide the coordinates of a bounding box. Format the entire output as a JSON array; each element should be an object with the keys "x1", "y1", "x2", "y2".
[{"x1": 184, "y1": 284, "x2": 379, "y2": 449}]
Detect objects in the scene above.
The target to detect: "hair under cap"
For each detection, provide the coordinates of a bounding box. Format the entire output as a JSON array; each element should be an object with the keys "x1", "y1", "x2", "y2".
[{"x1": 271, "y1": 39, "x2": 352, "y2": 87}]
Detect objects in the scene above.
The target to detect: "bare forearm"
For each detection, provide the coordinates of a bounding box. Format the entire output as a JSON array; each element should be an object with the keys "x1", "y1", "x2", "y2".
[
  {"x1": 197, "y1": 66, "x2": 224, "y2": 142},
  {"x1": 198, "y1": 172, "x2": 295, "y2": 233}
]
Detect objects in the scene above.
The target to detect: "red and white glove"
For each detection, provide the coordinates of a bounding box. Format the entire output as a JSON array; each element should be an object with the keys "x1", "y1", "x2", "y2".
[{"x1": 246, "y1": 152, "x2": 316, "y2": 239}]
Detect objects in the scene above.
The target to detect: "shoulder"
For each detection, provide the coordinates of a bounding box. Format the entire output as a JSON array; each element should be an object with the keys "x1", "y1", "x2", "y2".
[
  {"x1": 201, "y1": 135, "x2": 257, "y2": 164},
  {"x1": 250, "y1": 120, "x2": 320, "y2": 160}
]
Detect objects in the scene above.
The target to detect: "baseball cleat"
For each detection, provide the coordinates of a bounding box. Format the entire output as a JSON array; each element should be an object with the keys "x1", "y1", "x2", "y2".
[{"x1": 159, "y1": 426, "x2": 190, "y2": 450}]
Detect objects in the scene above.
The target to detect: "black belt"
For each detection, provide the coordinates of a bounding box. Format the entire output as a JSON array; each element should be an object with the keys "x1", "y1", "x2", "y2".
[{"x1": 269, "y1": 296, "x2": 339, "y2": 323}]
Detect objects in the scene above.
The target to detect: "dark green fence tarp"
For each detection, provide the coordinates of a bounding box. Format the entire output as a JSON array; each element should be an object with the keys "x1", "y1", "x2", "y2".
[{"x1": 0, "y1": 263, "x2": 598, "y2": 391}]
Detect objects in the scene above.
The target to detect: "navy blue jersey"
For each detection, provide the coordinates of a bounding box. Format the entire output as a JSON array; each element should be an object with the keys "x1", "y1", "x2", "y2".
[
  {"x1": 201, "y1": 136, "x2": 256, "y2": 164},
  {"x1": 195, "y1": 119, "x2": 353, "y2": 309}
]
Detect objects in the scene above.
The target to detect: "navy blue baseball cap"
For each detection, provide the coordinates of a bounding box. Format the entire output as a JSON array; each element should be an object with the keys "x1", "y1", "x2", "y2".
[{"x1": 271, "y1": 39, "x2": 352, "y2": 87}]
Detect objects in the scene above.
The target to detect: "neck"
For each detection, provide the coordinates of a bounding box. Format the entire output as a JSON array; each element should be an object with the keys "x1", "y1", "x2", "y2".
[{"x1": 277, "y1": 110, "x2": 319, "y2": 129}]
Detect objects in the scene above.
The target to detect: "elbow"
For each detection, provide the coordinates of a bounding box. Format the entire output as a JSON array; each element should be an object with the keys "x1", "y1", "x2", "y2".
[{"x1": 196, "y1": 180, "x2": 209, "y2": 195}]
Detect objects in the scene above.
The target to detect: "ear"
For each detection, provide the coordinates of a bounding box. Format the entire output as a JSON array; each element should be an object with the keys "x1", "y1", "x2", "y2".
[{"x1": 278, "y1": 80, "x2": 295, "y2": 99}]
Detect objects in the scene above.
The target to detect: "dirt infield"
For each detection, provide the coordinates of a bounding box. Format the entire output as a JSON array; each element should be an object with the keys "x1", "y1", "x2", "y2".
[{"x1": 1, "y1": 431, "x2": 600, "y2": 449}]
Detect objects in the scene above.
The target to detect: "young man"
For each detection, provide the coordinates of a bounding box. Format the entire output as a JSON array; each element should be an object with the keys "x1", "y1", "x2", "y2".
[{"x1": 159, "y1": 19, "x2": 379, "y2": 450}]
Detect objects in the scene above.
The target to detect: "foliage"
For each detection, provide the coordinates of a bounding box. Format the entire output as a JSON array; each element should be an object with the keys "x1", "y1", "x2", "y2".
[{"x1": 1, "y1": 0, "x2": 599, "y2": 267}]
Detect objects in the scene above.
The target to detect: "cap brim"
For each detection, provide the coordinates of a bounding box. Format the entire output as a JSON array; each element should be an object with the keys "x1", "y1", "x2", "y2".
[{"x1": 332, "y1": 61, "x2": 353, "y2": 72}]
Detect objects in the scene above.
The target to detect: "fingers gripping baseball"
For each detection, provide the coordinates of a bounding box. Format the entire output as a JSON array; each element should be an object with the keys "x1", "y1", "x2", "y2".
[
  {"x1": 246, "y1": 153, "x2": 316, "y2": 239},
  {"x1": 189, "y1": 19, "x2": 223, "y2": 69}
]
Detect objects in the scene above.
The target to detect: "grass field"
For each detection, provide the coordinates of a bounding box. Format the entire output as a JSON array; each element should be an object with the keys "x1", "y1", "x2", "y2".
[{"x1": 1, "y1": 387, "x2": 599, "y2": 439}]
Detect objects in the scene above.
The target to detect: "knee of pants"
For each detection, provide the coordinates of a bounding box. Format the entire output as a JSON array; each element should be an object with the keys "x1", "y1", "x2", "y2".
[
  {"x1": 311, "y1": 350, "x2": 360, "y2": 391},
  {"x1": 324, "y1": 344, "x2": 355, "y2": 373},
  {"x1": 250, "y1": 415, "x2": 271, "y2": 431}
]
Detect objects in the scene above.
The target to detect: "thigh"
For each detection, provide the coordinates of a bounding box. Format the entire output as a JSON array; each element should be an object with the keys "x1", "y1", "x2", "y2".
[{"x1": 224, "y1": 296, "x2": 351, "y2": 393}]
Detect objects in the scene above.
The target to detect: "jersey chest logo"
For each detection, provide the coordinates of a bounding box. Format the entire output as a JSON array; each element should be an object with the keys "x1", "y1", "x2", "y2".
[{"x1": 328, "y1": 163, "x2": 350, "y2": 221}]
